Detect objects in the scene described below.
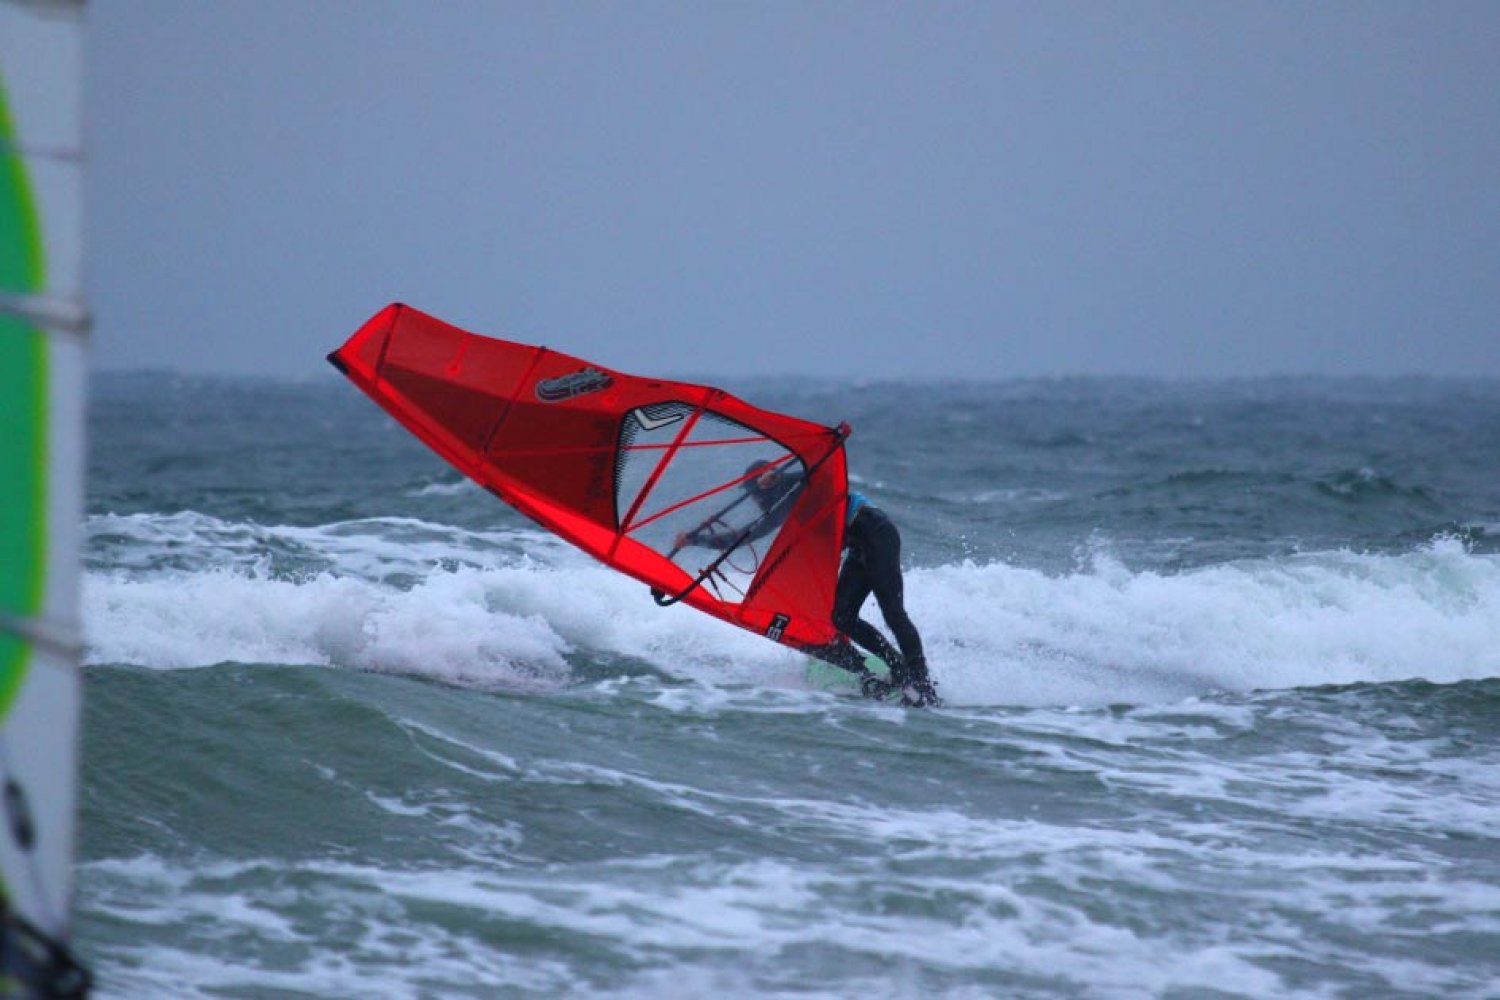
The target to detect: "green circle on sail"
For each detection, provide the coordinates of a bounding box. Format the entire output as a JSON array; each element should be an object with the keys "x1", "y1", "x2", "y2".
[{"x1": 0, "y1": 75, "x2": 49, "y2": 719}]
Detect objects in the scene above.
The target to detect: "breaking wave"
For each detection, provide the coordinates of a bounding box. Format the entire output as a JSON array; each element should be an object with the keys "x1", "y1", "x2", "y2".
[{"x1": 84, "y1": 513, "x2": 1500, "y2": 707}]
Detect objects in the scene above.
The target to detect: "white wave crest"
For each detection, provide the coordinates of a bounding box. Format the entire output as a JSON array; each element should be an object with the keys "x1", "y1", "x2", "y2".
[
  {"x1": 87, "y1": 510, "x2": 576, "y2": 579},
  {"x1": 915, "y1": 538, "x2": 1500, "y2": 705},
  {"x1": 84, "y1": 529, "x2": 1500, "y2": 705}
]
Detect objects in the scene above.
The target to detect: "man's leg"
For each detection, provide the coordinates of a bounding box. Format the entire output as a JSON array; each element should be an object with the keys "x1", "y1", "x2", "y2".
[
  {"x1": 862, "y1": 520, "x2": 934, "y2": 701},
  {"x1": 832, "y1": 554, "x2": 905, "y2": 674},
  {"x1": 863, "y1": 524, "x2": 924, "y2": 664}
]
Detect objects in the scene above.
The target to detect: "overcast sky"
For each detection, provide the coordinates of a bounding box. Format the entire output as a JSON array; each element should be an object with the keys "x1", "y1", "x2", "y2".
[{"x1": 86, "y1": 1, "x2": 1499, "y2": 380}]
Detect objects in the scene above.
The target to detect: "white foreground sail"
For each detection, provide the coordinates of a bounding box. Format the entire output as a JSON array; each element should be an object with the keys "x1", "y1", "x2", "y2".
[{"x1": 0, "y1": 0, "x2": 90, "y2": 994}]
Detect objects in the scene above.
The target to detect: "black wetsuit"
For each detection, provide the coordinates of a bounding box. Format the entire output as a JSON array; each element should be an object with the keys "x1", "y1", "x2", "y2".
[
  {"x1": 813, "y1": 502, "x2": 936, "y2": 705},
  {"x1": 685, "y1": 472, "x2": 936, "y2": 705},
  {"x1": 835, "y1": 505, "x2": 926, "y2": 678}
]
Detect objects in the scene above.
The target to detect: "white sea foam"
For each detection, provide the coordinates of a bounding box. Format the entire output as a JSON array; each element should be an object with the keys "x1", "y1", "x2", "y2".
[
  {"x1": 81, "y1": 855, "x2": 580, "y2": 998},
  {"x1": 85, "y1": 838, "x2": 1500, "y2": 999},
  {"x1": 84, "y1": 566, "x2": 579, "y2": 687},
  {"x1": 408, "y1": 478, "x2": 482, "y2": 498},
  {"x1": 84, "y1": 513, "x2": 1500, "y2": 705},
  {"x1": 911, "y1": 538, "x2": 1500, "y2": 706},
  {"x1": 87, "y1": 510, "x2": 575, "y2": 578}
]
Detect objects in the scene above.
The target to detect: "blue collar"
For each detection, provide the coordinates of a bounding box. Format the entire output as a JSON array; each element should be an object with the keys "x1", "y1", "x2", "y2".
[{"x1": 846, "y1": 491, "x2": 869, "y2": 526}]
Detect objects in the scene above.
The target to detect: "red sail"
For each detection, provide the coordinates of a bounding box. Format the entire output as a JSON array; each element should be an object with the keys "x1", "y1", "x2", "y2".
[{"x1": 329, "y1": 304, "x2": 849, "y2": 650}]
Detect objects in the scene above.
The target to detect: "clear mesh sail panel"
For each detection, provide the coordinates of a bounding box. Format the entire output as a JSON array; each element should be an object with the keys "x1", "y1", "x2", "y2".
[{"x1": 616, "y1": 403, "x2": 806, "y2": 603}]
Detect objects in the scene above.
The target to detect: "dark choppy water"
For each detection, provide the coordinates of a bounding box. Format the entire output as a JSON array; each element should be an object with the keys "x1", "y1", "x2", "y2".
[{"x1": 78, "y1": 373, "x2": 1500, "y2": 997}]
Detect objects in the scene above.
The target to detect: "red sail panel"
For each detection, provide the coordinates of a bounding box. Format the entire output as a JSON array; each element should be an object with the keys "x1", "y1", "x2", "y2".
[{"x1": 329, "y1": 304, "x2": 848, "y2": 650}]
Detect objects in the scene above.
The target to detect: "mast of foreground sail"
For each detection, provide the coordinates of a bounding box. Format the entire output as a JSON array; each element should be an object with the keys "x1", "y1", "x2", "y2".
[{"x1": 0, "y1": 0, "x2": 92, "y2": 994}]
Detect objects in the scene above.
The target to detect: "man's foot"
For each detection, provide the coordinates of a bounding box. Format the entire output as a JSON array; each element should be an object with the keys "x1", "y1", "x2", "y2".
[
  {"x1": 883, "y1": 654, "x2": 911, "y2": 689},
  {"x1": 899, "y1": 679, "x2": 940, "y2": 708},
  {"x1": 858, "y1": 672, "x2": 893, "y2": 700}
]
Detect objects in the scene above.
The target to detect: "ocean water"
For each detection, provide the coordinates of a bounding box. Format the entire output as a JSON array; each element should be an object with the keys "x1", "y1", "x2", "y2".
[{"x1": 76, "y1": 372, "x2": 1500, "y2": 998}]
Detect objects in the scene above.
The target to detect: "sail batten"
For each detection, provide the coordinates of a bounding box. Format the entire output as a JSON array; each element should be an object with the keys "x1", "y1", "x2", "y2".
[
  {"x1": 0, "y1": 291, "x2": 91, "y2": 333},
  {"x1": 0, "y1": 613, "x2": 83, "y2": 661}
]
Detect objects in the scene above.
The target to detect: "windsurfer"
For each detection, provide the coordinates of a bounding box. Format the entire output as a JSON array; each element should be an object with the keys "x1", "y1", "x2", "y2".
[
  {"x1": 681, "y1": 462, "x2": 938, "y2": 707},
  {"x1": 827, "y1": 491, "x2": 937, "y2": 707}
]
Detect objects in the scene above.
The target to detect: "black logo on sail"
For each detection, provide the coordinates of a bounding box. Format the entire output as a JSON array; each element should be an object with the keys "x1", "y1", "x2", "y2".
[
  {"x1": 536, "y1": 367, "x2": 614, "y2": 402},
  {"x1": 765, "y1": 613, "x2": 791, "y2": 642}
]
